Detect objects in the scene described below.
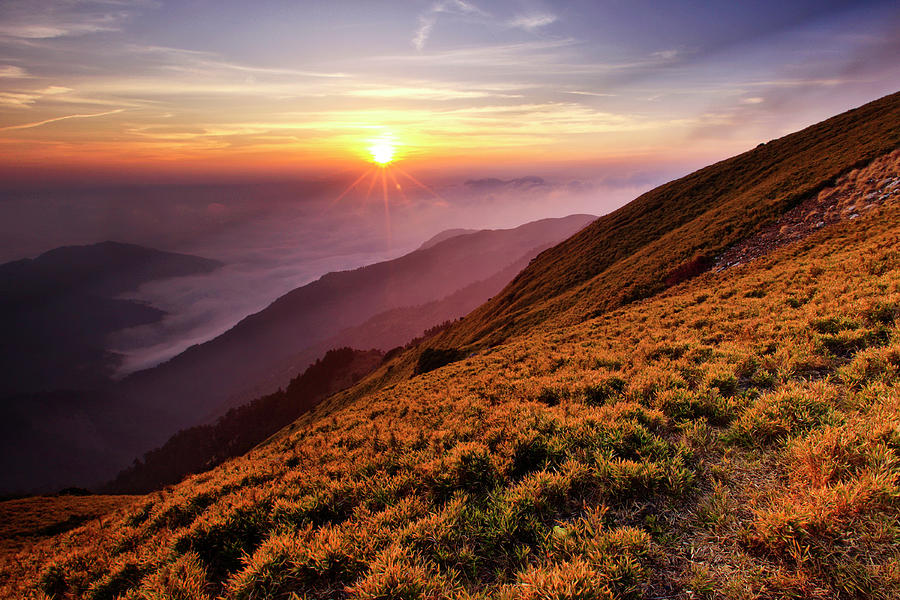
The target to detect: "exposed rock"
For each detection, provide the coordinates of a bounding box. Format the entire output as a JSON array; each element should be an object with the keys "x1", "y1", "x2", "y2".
[{"x1": 715, "y1": 149, "x2": 899, "y2": 271}]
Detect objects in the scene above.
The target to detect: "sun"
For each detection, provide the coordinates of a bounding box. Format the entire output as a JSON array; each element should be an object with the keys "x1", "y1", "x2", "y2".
[{"x1": 369, "y1": 139, "x2": 395, "y2": 165}]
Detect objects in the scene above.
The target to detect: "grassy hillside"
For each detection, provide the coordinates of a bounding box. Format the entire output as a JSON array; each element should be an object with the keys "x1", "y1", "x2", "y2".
[
  {"x1": 6, "y1": 140, "x2": 899, "y2": 598},
  {"x1": 104, "y1": 349, "x2": 384, "y2": 495},
  {"x1": 437, "y1": 91, "x2": 900, "y2": 350}
]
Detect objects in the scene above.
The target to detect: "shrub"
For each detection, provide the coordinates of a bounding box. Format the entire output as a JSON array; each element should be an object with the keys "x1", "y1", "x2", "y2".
[
  {"x1": 654, "y1": 387, "x2": 734, "y2": 426},
  {"x1": 347, "y1": 546, "x2": 451, "y2": 600},
  {"x1": 87, "y1": 561, "x2": 148, "y2": 600},
  {"x1": 647, "y1": 344, "x2": 686, "y2": 361},
  {"x1": 536, "y1": 386, "x2": 563, "y2": 406},
  {"x1": 174, "y1": 504, "x2": 270, "y2": 582},
  {"x1": 228, "y1": 528, "x2": 365, "y2": 600},
  {"x1": 135, "y1": 553, "x2": 211, "y2": 600},
  {"x1": 510, "y1": 435, "x2": 553, "y2": 479},
  {"x1": 839, "y1": 344, "x2": 900, "y2": 387},
  {"x1": 582, "y1": 377, "x2": 626, "y2": 406},
  {"x1": 507, "y1": 559, "x2": 616, "y2": 600},
  {"x1": 706, "y1": 371, "x2": 738, "y2": 397},
  {"x1": 415, "y1": 347, "x2": 465, "y2": 375},
  {"x1": 271, "y1": 483, "x2": 359, "y2": 528},
  {"x1": 38, "y1": 565, "x2": 67, "y2": 599},
  {"x1": 427, "y1": 443, "x2": 499, "y2": 499},
  {"x1": 726, "y1": 384, "x2": 839, "y2": 447},
  {"x1": 864, "y1": 301, "x2": 899, "y2": 325}
]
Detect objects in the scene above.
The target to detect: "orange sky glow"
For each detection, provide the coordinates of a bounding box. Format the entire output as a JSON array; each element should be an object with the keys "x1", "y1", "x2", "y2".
[{"x1": 1, "y1": 1, "x2": 898, "y2": 184}]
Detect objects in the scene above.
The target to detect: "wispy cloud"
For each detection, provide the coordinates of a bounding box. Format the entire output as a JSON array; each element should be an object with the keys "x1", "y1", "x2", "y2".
[
  {"x1": 0, "y1": 65, "x2": 31, "y2": 78},
  {"x1": 383, "y1": 38, "x2": 577, "y2": 67},
  {"x1": 125, "y1": 46, "x2": 350, "y2": 79},
  {"x1": 0, "y1": 108, "x2": 124, "y2": 131},
  {"x1": 0, "y1": 84, "x2": 71, "y2": 107},
  {"x1": 566, "y1": 91, "x2": 615, "y2": 98},
  {"x1": 0, "y1": 0, "x2": 154, "y2": 40},
  {"x1": 413, "y1": 0, "x2": 487, "y2": 50},
  {"x1": 344, "y1": 84, "x2": 521, "y2": 100},
  {"x1": 508, "y1": 13, "x2": 558, "y2": 31}
]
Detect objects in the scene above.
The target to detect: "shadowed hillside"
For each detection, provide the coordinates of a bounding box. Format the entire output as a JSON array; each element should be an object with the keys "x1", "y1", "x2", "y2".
[
  {"x1": 0, "y1": 241, "x2": 221, "y2": 397},
  {"x1": 105, "y1": 348, "x2": 384, "y2": 494}
]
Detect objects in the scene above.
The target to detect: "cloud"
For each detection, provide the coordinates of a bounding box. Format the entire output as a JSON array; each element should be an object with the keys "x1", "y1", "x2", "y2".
[
  {"x1": 412, "y1": 0, "x2": 488, "y2": 50},
  {"x1": 0, "y1": 85, "x2": 71, "y2": 107},
  {"x1": 566, "y1": 90, "x2": 615, "y2": 98},
  {"x1": 383, "y1": 38, "x2": 577, "y2": 67},
  {"x1": 0, "y1": 65, "x2": 31, "y2": 78},
  {"x1": 465, "y1": 176, "x2": 547, "y2": 191},
  {"x1": 345, "y1": 85, "x2": 521, "y2": 100},
  {"x1": 0, "y1": 0, "x2": 154, "y2": 40},
  {"x1": 412, "y1": 16, "x2": 437, "y2": 52},
  {"x1": 0, "y1": 108, "x2": 124, "y2": 131},
  {"x1": 0, "y1": 84, "x2": 128, "y2": 109},
  {"x1": 651, "y1": 49, "x2": 680, "y2": 61},
  {"x1": 508, "y1": 13, "x2": 558, "y2": 31}
]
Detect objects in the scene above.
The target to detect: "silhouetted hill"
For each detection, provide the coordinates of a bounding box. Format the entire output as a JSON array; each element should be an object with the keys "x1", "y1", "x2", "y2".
[
  {"x1": 417, "y1": 228, "x2": 478, "y2": 250},
  {"x1": 0, "y1": 242, "x2": 221, "y2": 397}
]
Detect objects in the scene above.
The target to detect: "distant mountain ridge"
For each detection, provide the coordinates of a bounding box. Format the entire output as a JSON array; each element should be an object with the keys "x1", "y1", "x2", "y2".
[
  {"x1": 119, "y1": 214, "x2": 596, "y2": 430},
  {"x1": 0, "y1": 215, "x2": 594, "y2": 493},
  {"x1": 417, "y1": 228, "x2": 479, "y2": 250},
  {"x1": 0, "y1": 241, "x2": 221, "y2": 397},
  {"x1": 0, "y1": 241, "x2": 221, "y2": 310}
]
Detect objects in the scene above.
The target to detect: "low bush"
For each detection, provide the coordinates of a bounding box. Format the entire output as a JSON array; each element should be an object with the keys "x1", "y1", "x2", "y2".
[
  {"x1": 726, "y1": 383, "x2": 839, "y2": 446},
  {"x1": 415, "y1": 347, "x2": 465, "y2": 375}
]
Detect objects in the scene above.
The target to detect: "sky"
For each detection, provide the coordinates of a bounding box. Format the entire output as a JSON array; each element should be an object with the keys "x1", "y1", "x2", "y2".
[
  {"x1": 1, "y1": 0, "x2": 899, "y2": 184},
  {"x1": 1, "y1": 0, "x2": 899, "y2": 372}
]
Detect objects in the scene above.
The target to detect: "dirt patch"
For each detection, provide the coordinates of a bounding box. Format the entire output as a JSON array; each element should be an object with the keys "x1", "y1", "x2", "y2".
[{"x1": 716, "y1": 149, "x2": 900, "y2": 271}]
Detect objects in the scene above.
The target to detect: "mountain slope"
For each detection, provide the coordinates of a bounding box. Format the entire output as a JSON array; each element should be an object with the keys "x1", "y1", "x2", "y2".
[
  {"x1": 0, "y1": 215, "x2": 594, "y2": 495},
  {"x1": 7, "y1": 138, "x2": 899, "y2": 599},
  {"x1": 244, "y1": 245, "x2": 549, "y2": 400},
  {"x1": 438, "y1": 91, "x2": 900, "y2": 350},
  {"x1": 104, "y1": 348, "x2": 385, "y2": 494},
  {"x1": 0, "y1": 242, "x2": 221, "y2": 397},
  {"x1": 120, "y1": 214, "x2": 595, "y2": 429}
]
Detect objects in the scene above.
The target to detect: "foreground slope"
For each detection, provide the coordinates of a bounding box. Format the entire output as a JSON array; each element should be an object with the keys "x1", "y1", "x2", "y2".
[{"x1": 7, "y1": 142, "x2": 900, "y2": 597}]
